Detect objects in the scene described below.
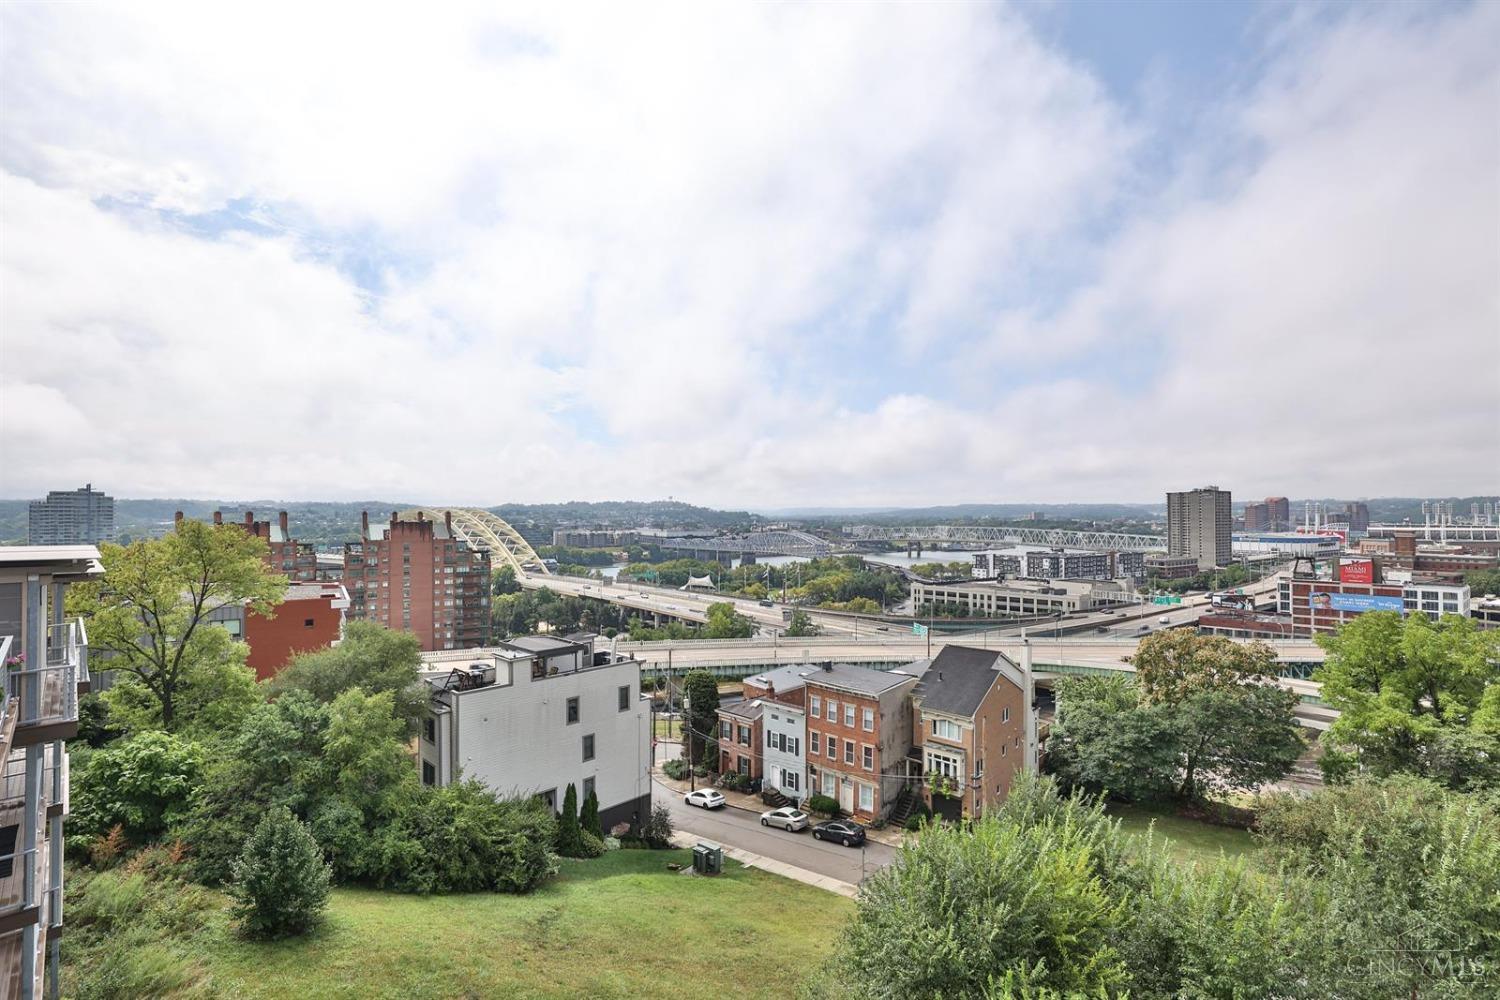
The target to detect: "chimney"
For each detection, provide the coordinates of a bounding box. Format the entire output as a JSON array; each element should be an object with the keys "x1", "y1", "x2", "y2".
[
  {"x1": 212, "y1": 510, "x2": 222, "y2": 525},
  {"x1": 174, "y1": 511, "x2": 184, "y2": 529},
  {"x1": 445, "y1": 510, "x2": 453, "y2": 532},
  {"x1": 822, "y1": 661, "x2": 832, "y2": 672},
  {"x1": 245, "y1": 511, "x2": 255, "y2": 527},
  {"x1": 279, "y1": 511, "x2": 289, "y2": 536},
  {"x1": 361, "y1": 511, "x2": 369, "y2": 537},
  {"x1": 417, "y1": 510, "x2": 425, "y2": 522}
]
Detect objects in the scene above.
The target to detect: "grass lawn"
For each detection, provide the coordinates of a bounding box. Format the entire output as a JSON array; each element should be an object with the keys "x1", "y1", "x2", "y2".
[
  {"x1": 200, "y1": 849, "x2": 848, "y2": 999},
  {"x1": 1106, "y1": 803, "x2": 1259, "y2": 867}
]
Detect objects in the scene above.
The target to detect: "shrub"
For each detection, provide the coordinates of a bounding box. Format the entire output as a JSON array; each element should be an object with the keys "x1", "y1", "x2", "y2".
[
  {"x1": 555, "y1": 783, "x2": 586, "y2": 858},
  {"x1": 641, "y1": 802, "x2": 674, "y2": 848},
  {"x1": 89, "y1": 825, "x2": 128, "y2": 870},
  {"x1": 228, "y1": 807, "x2": 332, "y2": 939},
  {"x1": 662, "y1": 758, "x2": 690, "y2": 780},
  {"x1": 581, "y1": 788, "x2": 602, "y2": 839},
  {"x1": 577, "y1": 831, "x2": 607, "y2": 858},
  {"x1": 903, "y1": 814, "x2": 925, "y2": 832},
  {"x1": 807, "y1": 794, "x2": 840, "y2": 816},
  {"x1": 71, "y1": 731, "x2": 205, "y2": 843},
  {"x1": 603, "y1": 836, "x2": 622, "y2": 851},
  {"x1": 396, "y1": 782, "x2": 559, "y2": 894}
]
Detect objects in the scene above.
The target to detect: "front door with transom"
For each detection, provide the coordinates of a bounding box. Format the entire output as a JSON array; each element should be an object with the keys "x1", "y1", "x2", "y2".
[{"x1": 839, "y1": 778, "x2": 854, "y2": 813}]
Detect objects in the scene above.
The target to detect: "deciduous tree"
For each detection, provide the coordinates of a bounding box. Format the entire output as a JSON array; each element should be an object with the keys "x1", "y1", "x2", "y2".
[
  {"x1": 1314, "y1": 611, "x2": 1500, "y2": 787},
  {"x1": 67, "y1": 519, "x2": 284, "y2": 732}
]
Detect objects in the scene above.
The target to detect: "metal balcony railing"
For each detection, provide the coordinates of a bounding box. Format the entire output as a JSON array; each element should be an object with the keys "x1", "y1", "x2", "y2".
[{"x1": 5, "y1": 621, "x2": 85, "y2": 729}]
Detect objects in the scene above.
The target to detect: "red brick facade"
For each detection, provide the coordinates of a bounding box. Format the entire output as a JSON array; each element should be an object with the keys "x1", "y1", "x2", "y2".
[
  {"x1": 243, "y1": 585, "x2": 346, "y2": 680},
  {"x1": 803, "y1": 684, "x2": 887, "y2": 822}
]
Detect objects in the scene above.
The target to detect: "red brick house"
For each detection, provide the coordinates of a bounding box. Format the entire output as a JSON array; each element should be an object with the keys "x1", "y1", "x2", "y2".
[
  {"x1": 801, "y1": 662, "x2": 926, "y2": 823},
  {"x1": 912, "y1": 646, "x2": 1029, "y2": 821}
]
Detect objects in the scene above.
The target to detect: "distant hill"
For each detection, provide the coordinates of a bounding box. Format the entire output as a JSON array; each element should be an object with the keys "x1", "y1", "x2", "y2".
[
  {"x1": 0, "y1": 497, "x2": 761, "y2": 546},
  {"x1": 3, "y1": 494, "x2": 1492, "y2": 546}
]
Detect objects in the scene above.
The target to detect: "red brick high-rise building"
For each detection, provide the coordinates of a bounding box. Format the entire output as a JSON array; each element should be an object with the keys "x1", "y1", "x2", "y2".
[
  {"x1": 343, "y1": 511, "x2": 491, "y2": 651},
  {"x1": 1265, "y1": 496, "x2": 1291, "y2": 532},
  {"x1": 212, "y1": 509, "x2": 323, "y2": 581}
]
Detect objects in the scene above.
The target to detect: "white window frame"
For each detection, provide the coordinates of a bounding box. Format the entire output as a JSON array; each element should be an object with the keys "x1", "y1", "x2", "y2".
[
  {"x1": 931, "y1": 718, "x2": 961, "y2": 741},
  {"x1": 858, "y1": 783, "x2": 874, "y2": 812},
  {"x1": 862, "y1": 707, "x2": 874, "y2": 731},
  {"x1": 844, "y1": 704, "x2": 855, "y2": 727},
  {"x1": 810, "y1": 695, "x2": 821, "y2": 718},
  {"x1": 862, "y1": 744, "x2": 873, "y2": 770}
]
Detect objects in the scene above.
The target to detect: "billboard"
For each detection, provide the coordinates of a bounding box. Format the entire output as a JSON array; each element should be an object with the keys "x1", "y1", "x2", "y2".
[
  {"x1": 1212, "y1": 593, "x2": 1255, "y2": 611},
  {"x1": 1339, "y1": 560, "x2": 1374, "y2": 584},
  {"x1": 1309, "y1": 592, "x2": 1404, "y2": 614}
]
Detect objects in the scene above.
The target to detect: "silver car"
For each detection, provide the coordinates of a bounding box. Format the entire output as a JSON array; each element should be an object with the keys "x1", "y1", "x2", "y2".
[{"x1": 759, "y1": 807, "x2": 809, "y2": 832}]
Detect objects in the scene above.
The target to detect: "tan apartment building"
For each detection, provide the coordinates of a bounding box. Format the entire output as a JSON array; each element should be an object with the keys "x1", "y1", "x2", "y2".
[{"x1": 912, "y1": 646, "x2": 1029, "y2": 821}]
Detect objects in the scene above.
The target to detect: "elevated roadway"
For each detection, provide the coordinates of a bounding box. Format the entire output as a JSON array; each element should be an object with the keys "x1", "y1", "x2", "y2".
[
  {"x1": 848, "y1": 524, "x2": 1165, "y2": 551},
  {"x1": 619, "y1": 633, "x2": 1332, "y2": 727}
]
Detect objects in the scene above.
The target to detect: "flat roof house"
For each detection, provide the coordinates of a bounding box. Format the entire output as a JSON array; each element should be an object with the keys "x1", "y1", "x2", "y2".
[{"x1": 416, "y1": 634, "x2": 650, "y2": 834}]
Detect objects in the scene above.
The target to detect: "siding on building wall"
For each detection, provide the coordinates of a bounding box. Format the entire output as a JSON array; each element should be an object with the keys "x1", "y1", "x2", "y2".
[{"x1": 425, "y1": 662, "x2": 649, "y2": 823}]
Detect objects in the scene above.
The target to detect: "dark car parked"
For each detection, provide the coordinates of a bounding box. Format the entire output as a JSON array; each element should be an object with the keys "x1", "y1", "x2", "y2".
[{"x1": 812, "y1": 819, "x2": 866, "y2": 847}]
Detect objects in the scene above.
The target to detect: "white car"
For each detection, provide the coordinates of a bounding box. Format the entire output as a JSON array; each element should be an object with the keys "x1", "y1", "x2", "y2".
[
  {"x1": 684, "y1": 789, "x2": 726, "y2": 810},
  {"x1": 760, "y1": 807, "x2": 809, "y2": 832}
]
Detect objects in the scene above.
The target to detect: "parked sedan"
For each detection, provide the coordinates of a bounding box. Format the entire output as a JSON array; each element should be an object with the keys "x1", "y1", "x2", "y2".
[
  {"x1": 684, "y1": 789, "x2": 726, "y2": 810},
  {"x1": 760, "y1": 807, "x2": 809, "y2": 832},
  {"x1": 812, "y1": 820, "x2": 866, "y2": 847}
]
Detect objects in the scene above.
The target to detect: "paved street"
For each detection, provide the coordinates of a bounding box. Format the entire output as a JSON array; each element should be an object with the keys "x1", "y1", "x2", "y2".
[{"x1": 656, "y1": 778, "x2": 897, "y2": 885}]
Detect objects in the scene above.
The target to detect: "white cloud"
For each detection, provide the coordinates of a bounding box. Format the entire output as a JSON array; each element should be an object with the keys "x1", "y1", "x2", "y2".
[{"x1": 1, "y1": 2, "x2": 1495, "y2": 507}]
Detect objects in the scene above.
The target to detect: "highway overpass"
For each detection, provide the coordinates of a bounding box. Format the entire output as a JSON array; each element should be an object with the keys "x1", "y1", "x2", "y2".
[
  {"x1": 615, "y1": 633, "x2": 1333, "y2": 728},
  {"x1": 847, "y1": 524, "x2": 1166, "y2": 551}
]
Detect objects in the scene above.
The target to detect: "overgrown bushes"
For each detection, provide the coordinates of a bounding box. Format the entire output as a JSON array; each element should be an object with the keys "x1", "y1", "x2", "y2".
[
  {"x1": 662, "y1": 758, "x2": 690, "y2": 780},
  {"x1": 815, "y1": 774, "x2": 1500, "y2": 999}
]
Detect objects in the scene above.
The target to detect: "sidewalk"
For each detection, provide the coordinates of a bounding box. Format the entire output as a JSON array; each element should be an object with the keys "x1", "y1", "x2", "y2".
[
  {"x1": 654, "y1": 766, "x2": 908, "y2": 848},
  {"x1": 669, "y1": 832, "x2": 859, "y2": 898}
]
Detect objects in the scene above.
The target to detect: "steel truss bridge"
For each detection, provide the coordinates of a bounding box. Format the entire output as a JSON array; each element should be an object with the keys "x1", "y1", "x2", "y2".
[
  {"x1": 847, "y1": 524, "x2": 1165, "y2": 552},
  {"x1": 657, "y1": 529, "x2": 835, "y2": 559},
  {"x1": 400, "y1": 508, "x2": 550, "y2": 576}
]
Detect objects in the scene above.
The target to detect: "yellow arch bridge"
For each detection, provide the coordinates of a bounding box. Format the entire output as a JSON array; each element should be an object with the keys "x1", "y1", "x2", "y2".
[{"x1": 399, "y1": 508, "x2": 550, "y2": 577}]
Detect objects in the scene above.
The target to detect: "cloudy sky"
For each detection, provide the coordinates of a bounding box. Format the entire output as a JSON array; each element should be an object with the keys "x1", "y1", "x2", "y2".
[{"x1": 1, "y1": 1, "x2": 1496, "y2": 508}]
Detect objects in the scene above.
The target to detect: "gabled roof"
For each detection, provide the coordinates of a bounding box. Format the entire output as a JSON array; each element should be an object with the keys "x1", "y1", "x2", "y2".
[{"x1": 913, "y1": 646, "x2": 1023, "y2": 719}]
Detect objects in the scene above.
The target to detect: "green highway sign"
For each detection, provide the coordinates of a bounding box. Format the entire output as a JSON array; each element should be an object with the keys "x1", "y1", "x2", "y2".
[{"x1": 912, "y1": 623, "x2": 929, "y2": 637}]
